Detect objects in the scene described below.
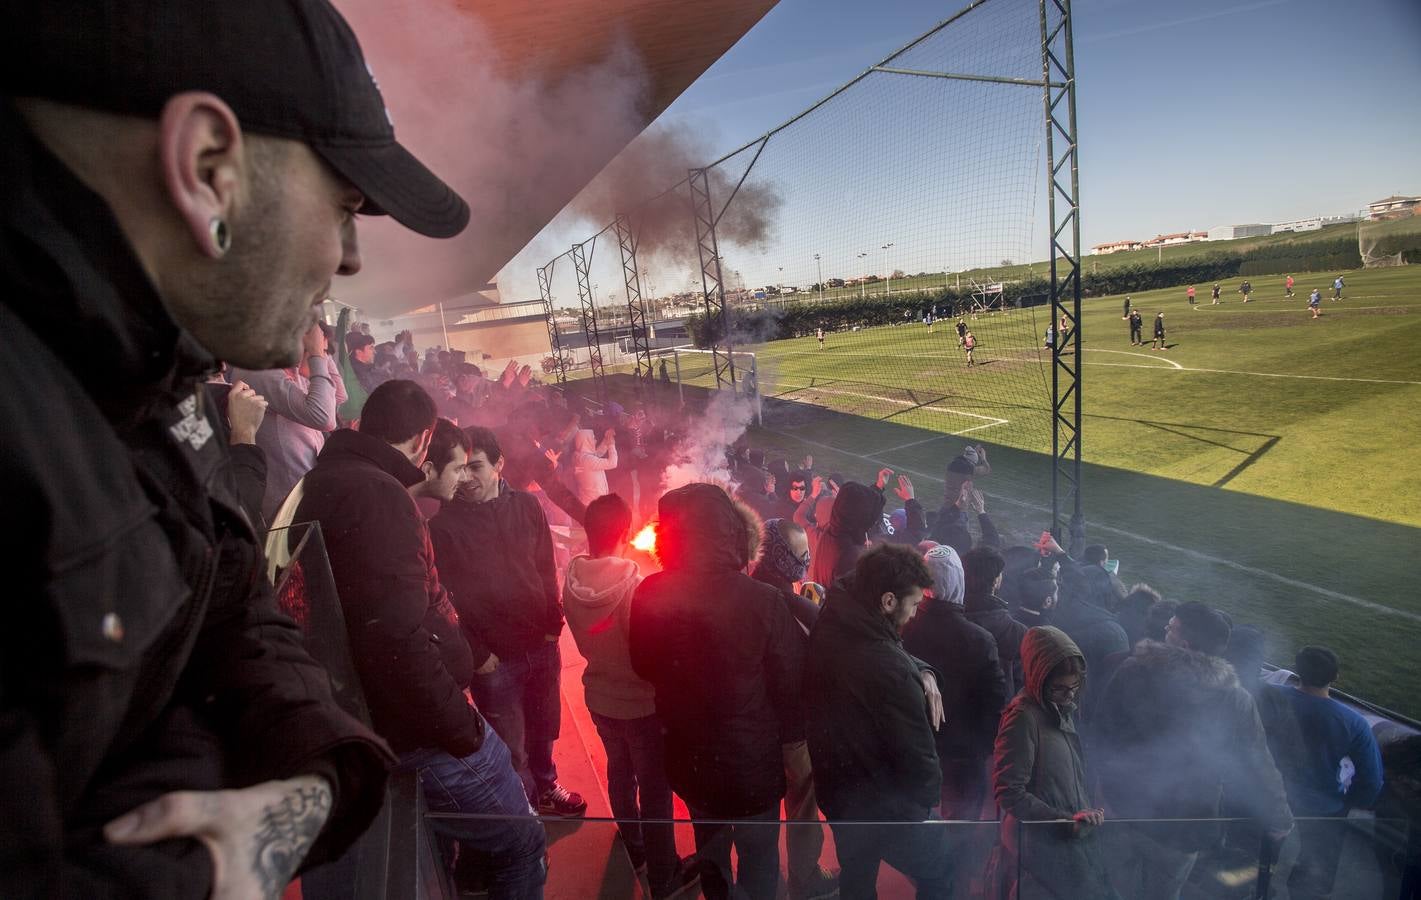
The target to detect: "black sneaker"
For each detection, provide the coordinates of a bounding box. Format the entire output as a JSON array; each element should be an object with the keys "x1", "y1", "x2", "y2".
[{"x1": 536, "y1": 783, "x2": 587, "y2": 817}]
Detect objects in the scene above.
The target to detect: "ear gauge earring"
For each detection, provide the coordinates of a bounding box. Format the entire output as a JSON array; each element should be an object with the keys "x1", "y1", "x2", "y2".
[{"x1": 209, "y1": 217, "x2": 231, "y2": 256}]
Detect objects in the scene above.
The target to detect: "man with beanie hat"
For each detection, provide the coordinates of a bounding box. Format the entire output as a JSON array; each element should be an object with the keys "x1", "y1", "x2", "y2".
[
  {"x1": 1, "y1": 0, "x2": 472, "y2": 892},
  {"x1": 904, "y1": 544, "x2": 1009, "y2": 821},
  {"x1": 630, "y1": 484, "x2": 805, "y2": 900}
]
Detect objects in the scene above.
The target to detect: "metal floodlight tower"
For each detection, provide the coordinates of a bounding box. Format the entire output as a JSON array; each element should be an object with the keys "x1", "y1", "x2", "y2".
[
  {"x1": 1041, "y1": 0, "x2": 1084, "y2": 553},
  {"x1": 614, "y1": 213, "x2": 654, "y2": 392},
  {"x1": 689, "y1": 167, "x2": 737, "y2": 393},
  {"x1": 537, "y1": 261, "x2": 568, "y2": 385},
  {"x1": 571, "y1": 238, "x2": 607, "y2": 402}
]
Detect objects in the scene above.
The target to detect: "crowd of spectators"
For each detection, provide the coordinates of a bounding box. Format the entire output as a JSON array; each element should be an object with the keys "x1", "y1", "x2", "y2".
[{"x1": 7, "y1": 2, "x2": 1417, "y2": 894}]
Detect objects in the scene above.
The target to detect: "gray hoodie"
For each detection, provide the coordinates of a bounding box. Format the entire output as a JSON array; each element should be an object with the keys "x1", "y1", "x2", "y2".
[{"x1": 563, "y1": 554, "x2": 656, "y2": 719}]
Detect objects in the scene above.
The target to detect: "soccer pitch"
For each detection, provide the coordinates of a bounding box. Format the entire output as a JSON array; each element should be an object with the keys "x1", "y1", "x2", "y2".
[{"x1": 725, "y1": 265, "x2": 1421, "y2": 716}]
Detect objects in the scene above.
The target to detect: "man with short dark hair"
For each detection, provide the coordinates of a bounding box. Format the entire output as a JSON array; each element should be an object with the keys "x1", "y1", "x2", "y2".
[
  {"x1": 806, "y1": 544, "x2": 953, "y2": 897},
  {"x1": 431, "y1": 426, "x2": 586, "y2": 817},
  {"x1": 564, "y1": 494, "x2": 697, "y2": 899},
  {"x1": 2, "y1": 0, "x2": 469, "y2": 890},
  {"x1": 410, "y1": 418, "x2": 472, "y2": 517},
  {"x1": 1092, "y1": 600, "x2": 1292, "y2": 899},
  {"x1": 1265, "y1": 646, "x2": 1383, "y2": 899},
  {"x1": 345, "y1": 331, "x2": 381, "y2": 393},
  {"x1": 294, "y1": 382, "x2": 546, "y2": 896},
  {"x1": 963, "y1": 546, "x2": 1027, "y2": 697}
]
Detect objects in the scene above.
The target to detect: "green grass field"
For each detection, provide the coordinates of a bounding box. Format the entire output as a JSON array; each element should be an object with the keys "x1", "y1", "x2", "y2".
[{"x1": 670, "y1": 265, "x2": 1421, "y2": 716}]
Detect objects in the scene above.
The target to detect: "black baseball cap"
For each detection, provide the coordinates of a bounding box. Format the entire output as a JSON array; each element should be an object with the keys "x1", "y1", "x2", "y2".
[{"x1": 1, "y1": 0, "x2": 469, "y2": 238}]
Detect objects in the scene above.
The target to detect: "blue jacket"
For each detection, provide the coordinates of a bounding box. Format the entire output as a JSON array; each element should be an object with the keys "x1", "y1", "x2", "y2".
[{"x1": 1264, "y1": 686, "x2": 1384, "y2": 815}]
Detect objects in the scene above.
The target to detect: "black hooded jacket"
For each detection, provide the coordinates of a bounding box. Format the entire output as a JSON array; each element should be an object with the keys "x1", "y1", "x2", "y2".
[
  {"x1": 0, "y1": 103, "x2": 390, "y2": 896},
  {"x1": 629, "y1": 484, "x2": 804, "y2": 817},
  {"x1": 809, "y1": 481, "x2": 885, "y2": 588},
  {"x1": 293, "y1": 429, "x2": 484, "y2": 759},
  {"x1": 805, "y1": 577, "x2": 942, "y2": 821}
]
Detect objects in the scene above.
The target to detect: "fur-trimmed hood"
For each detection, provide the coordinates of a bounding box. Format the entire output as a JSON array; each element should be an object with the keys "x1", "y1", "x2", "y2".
[{"x1": 1126, "y1": 639, "x2": 1240, "y2": 693}]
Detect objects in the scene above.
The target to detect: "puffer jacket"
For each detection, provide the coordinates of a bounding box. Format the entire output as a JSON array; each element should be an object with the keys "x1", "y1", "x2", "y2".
[
  {"x1": 809, "y1": 481, "x2": 884, "y2": 587},
  {"x1": 1091, "y1": 641, "x2": 1293, "y2": 849},
  {"x1": 991, "y1": 627, "x2": 1115, "y2": 899},
  {"x1": 629, "y1": 484, "x2": 804, "y2": 816},
  {"x1": 805, "y1": 576, "x2": 942, "y2": 822}
]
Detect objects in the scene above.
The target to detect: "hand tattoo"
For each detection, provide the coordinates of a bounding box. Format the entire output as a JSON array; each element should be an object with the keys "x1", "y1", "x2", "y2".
[{"x1": 251, "y1": 780, "x2": 332, "y2": 897}]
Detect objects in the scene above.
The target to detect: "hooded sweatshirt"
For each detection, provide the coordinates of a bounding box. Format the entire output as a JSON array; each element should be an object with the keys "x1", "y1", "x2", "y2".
[
  {"x1": 564, "y1": 554, "x2": 655, "y2": 719},
  {"x1": 809, "y1": 481, "x2": 885, "y2": 587}
]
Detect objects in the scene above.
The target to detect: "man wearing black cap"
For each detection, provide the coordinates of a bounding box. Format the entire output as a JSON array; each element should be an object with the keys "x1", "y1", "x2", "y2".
[{"x1": 1, "y1": 0, "x2": 470, "y2": 896}]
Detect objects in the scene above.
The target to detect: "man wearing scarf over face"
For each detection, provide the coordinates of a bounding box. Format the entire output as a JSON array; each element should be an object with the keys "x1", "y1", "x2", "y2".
[{"x1": 751, "y1": 518, "x2": 839, "y2": 900}]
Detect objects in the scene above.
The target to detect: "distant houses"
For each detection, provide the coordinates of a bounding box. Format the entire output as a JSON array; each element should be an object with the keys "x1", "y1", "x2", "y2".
[
  {"x1": 1368, "y1": 195, "x2": 1420, "y2": 220},
  {"x1": 1089, "y1": 196, "x2": 1411, "y2": 256}
]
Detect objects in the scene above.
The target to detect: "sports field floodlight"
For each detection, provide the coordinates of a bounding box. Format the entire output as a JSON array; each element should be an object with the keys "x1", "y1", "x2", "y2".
[{"x1": 881, "y1": 242, "x2": 895, "y2": 296}]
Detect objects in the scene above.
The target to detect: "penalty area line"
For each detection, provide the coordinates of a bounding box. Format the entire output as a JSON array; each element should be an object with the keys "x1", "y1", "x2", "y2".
[{"x1": 761, "y1": 428, "x2": 1421, "y2": 624}]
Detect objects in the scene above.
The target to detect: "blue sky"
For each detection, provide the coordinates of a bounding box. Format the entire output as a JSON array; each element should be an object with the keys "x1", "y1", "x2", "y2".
[{"x1": 504, "y1": 0, "x2": 1421, "y2": 302}]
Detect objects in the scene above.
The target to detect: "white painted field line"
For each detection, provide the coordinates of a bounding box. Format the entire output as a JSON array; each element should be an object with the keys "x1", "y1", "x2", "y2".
[
  {"x1": 1078, "y1": 351, "x2": 1421, "y2": 386},
  {"x1": 769, "y1": 382, "x2": 1011, "y2": 433},
  {"x1": 872, "y1": 434, "x2": 955, "y2": 454},
  {"x1": 1086, "y1": 348, "x2": 1184, "y2": 369},
  {"x1": 761, "y1": 428, "x2": 1421, "y2": 624}
]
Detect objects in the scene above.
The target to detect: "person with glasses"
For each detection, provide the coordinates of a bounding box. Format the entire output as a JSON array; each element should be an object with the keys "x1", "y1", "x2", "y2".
[{"x1": 990, "y1": 626, "x2": 1116, "y2": 899}]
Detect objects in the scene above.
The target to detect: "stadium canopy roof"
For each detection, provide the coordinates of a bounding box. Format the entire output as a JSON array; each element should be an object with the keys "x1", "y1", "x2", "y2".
[{"x1": 332, "y1": 0, "x2": 778, "y2": 319}]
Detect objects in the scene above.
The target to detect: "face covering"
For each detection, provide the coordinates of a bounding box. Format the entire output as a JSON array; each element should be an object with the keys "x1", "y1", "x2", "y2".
[{"x1": 761, "y1": 518, "x2": 810, "y2": 583}]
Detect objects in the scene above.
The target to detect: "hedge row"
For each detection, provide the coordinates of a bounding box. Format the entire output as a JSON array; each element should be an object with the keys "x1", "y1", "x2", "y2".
[{"x1": 687, "y1": 237, "x2": 1376, "y2": 348}]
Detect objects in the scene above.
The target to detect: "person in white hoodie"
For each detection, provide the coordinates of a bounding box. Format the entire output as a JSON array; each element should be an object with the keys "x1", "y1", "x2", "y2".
[
  {"x1": 564, "y1": 494, "x2": 694, "y2": 899},
  {"x1": 571, "y1": 427, "x2": 618, "y2": 505}
]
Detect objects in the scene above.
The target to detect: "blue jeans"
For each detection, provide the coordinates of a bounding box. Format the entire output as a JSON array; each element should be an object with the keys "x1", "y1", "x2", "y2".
[
  {"x1": 686, "y1": 803, "x2": 781, "y2": 900},
  {"x1": 399, "y1": 729, "x2": 547, "y2": 900},
  {"x1": 590, "y1": 711, "x2": 678, "y2": 889},
  {"x1": 469, "y1": 641, "x2": 562, "y2": 800}
]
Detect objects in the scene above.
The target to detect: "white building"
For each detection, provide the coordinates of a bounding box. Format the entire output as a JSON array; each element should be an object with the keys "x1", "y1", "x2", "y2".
[
  {"x1": 1091, "y1": 239, "x2": 1143, "y2": 255},
  {"x1": 1273, "y1": 213, "x2": 1360, "y2": 234},
  {"x1": 1208, "y1": 223, "x2": 1273, "y2": 241},
  {"x1": 1368, "y1": 195, "x2": 1420, "y2": 220}
]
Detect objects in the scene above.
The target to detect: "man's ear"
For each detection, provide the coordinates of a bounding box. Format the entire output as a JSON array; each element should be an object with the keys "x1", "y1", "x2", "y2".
[
  {"x1": 880, "y1": 592, "x2": 896, "y2": 614},
  {"x1": 493, "y1": 455, "x2": 506, "y2": 476},
  {"x1": 414, "y1": 428, "x2": 434, "y2": 462},
  {"x1": 156, "y1": 92, "x2": 245, "y2": 259}
]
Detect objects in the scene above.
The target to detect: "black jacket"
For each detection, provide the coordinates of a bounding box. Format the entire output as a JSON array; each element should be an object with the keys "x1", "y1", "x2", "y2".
[
  {"x1": 0, "y1": 105, "x2": 390, "y2": 896},
  {"x1": 965, "y1": 593, "x2": 1029, "y2": 698},
  {"x1": 294, "y1": 429, "x2": 483, "y2": 758},
  {"x1": 809, "y1": 481, "x2": 884, "y2": 587},
  {"x1": 903, "y1": 598, "x2": 1008, "y2": 761},
  {"x1": 430, "y1": 483, "x2": 563, "y2": 668},
  {"x1": 629, "y1": 484, "x2": 804, "y2": 817},
  {"x1": 806, "y1": 578, "x2": 942, "y2": 821}
]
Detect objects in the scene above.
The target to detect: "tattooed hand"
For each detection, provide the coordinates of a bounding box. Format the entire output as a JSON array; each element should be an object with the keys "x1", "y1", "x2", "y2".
[{"x1": 104, "y1": 775, "x2": 332, "y2": 899}]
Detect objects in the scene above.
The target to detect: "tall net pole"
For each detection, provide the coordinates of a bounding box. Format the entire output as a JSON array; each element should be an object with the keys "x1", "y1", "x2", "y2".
[
  {"x1": 689, "y1": 167, "x2": 737, "y2": 393},
  {"x1": 537, "y1": 260, "x2": 568, "y2": 385},
  {"x1": 572, "y1": 239, "x2": 607, "y2": 402},
  {"x1": 1042, "y1": 0, "x2": 1084, "y2": 552},
  {"x1": 614, "y1": 214, "x2": 655, "y2": 392}
]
